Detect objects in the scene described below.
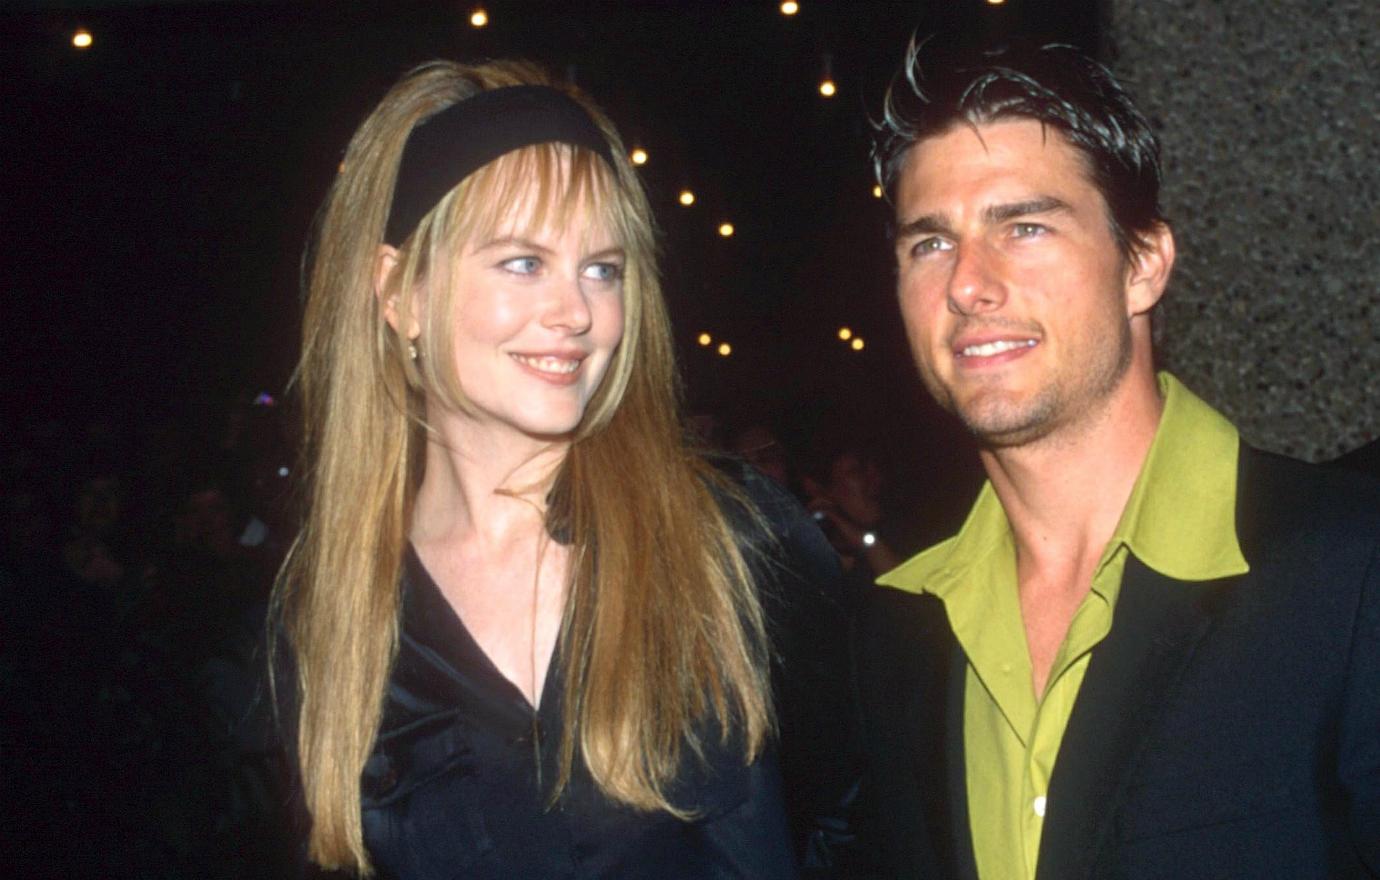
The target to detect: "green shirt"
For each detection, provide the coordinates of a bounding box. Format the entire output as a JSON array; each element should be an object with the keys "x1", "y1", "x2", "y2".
[{"x1": 877, "y1": 373, "x2": 1251, "y2": 880}]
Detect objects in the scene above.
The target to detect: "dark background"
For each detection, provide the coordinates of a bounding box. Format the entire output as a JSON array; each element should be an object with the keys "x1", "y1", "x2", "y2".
[
  {"x1": 1, "y1": 0, "x2": 1102, "y2": 529},
  {"x1": 9, "y1": 5, "x2": 1380, "y2": 877}
]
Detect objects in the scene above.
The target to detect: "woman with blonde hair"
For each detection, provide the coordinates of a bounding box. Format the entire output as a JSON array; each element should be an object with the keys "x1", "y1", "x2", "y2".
[{"x1": 274, "y1": 59, "x2": 842, "y2": 878}]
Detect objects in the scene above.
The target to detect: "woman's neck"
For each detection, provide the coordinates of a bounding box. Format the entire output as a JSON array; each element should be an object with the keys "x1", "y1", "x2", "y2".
[{"x1": 411, "y1": 410, "x2": 570, "y2": 548}]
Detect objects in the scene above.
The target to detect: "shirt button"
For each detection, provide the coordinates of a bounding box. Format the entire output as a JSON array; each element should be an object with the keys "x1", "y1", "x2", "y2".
[
  {"x1": 1000, "y1": 662, "x2": 1013, "y2": 674},
  {"x1": 1033, "y1": 795, "x2": 1047, "y2": 817},
  {"x1": 380, "y1": 766, "x2": 399, "y2": 791}
]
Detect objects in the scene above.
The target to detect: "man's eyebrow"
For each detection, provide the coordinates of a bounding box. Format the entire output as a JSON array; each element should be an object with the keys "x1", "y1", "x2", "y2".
[
  {"x1": 894, "y1": 213, "x2": 951, "y2": 240},
  {"x1": 984, "y1": 196, "x2": 1071, "y2": 224},
  {"x1": 895, "y1": 196, "x2": 1072, "y2": 242}
]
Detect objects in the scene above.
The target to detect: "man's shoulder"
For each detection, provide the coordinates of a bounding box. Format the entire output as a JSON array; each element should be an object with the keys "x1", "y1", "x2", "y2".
[
  {"x1": 1233, "y1": 446, "x2": 1380, "y2": 598},
  {"x1": 858, "y1": 576, "x2": 950, "y2": 645},
  {"x1": 1237, "y1": 445, "x2": 1380, "y2": 546}
]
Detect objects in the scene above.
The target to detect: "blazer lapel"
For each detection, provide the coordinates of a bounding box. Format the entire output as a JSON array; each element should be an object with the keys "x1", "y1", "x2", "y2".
[
  {"x1": 1036, "y1": 558, "x2": 1238, "y2": 880},
  {"x1": 908, "y1": 599, "x2": 980, "y2": 880},
  {"x1": 938, "y1": 631, "x2": 981, "y2": 880}
]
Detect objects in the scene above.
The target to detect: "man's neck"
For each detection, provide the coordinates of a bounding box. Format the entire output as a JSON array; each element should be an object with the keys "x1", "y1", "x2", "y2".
[
  {"x1": 984, "y1": 370, "x2": 1162, "y2": 565},
  {"x1": 981, "y1": 367, "x2": 1164, "y2": 696}
]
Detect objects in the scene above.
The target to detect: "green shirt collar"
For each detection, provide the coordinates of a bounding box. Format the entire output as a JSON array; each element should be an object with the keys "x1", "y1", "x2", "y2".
[{"x1": 879, "y1": 372, "x2": 1249, "y2": 596}]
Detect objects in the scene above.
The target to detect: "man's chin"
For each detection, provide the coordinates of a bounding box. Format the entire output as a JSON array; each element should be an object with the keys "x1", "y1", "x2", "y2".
[{"x1": 953, "y1": 398, "x2": 1057, "y2": 449}]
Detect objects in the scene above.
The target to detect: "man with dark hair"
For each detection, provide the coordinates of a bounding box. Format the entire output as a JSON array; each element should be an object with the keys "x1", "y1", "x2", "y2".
[{"x1": 856, "y1": 41, "x2": 1380, "y2": 879}]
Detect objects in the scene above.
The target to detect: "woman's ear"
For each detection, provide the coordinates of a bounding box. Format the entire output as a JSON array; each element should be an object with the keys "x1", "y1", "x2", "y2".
[{"x1": 373, "y1": 245, "x2": 420, "y2": 339}]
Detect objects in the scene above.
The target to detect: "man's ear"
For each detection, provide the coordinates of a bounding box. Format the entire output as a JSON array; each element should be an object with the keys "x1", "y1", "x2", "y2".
[
  {"x1": 1124, "y1": 222, "x2": 1176, "y2": 317},
  {"x1": 373, "y1": 245, "x2": 421, "y2": 339}
]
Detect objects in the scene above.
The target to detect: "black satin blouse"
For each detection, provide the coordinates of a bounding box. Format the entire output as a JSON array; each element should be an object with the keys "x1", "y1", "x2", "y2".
[
  {"x1": 357, "y1": 544, "x2": 797, "y2": 879},
  {"x1": 352, "y1": 458, "x2": 853, "y2": 880}
]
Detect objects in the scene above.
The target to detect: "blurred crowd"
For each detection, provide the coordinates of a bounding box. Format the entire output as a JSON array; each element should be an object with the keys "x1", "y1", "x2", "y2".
[{"x1": 2, "y1": 397, "x2": 298, "y2": 878}]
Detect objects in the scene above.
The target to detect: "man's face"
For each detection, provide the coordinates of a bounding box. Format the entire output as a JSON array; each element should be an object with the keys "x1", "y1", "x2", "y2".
[{"x1": 893, "y1": 118, "x2": 1140, "y2": 448}]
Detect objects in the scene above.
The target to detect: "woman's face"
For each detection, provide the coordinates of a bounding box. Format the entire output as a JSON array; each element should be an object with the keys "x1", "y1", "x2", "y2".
[{"x1": 440, "y1": 185, "x2": 626, "y2": 446}]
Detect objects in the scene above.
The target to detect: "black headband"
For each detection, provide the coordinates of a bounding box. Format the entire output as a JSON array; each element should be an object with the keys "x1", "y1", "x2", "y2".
[{"x1": 383, "y1": 85, "x2": 616, "y2": 246}]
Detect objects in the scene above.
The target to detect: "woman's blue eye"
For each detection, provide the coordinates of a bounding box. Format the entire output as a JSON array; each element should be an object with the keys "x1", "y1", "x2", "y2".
[
  {"x1": 502, "y1": 257, "x2": 541, "y2": 274},
  {"x1": 583, "y1": 262, "x2": 624, "y2": 282}
]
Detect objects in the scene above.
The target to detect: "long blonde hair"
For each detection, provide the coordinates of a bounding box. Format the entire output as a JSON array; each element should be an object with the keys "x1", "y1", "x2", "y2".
[{"x1": 275, "y1": 60, "x2": 772, "y2": 875}]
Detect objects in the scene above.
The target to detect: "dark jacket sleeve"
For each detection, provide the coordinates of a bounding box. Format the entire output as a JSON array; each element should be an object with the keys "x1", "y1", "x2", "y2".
[
  {"x1": 715, "y1": 459, "x2": 864, "y2": 875},
  {"x1": 1340, "y1": 513, "x2": 1380, "y2": 871}
]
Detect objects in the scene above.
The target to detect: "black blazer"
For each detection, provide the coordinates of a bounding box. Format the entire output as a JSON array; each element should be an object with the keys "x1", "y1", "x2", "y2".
[{"x1": 856, "y1": 445, "x2": 1380, "y2": 879}]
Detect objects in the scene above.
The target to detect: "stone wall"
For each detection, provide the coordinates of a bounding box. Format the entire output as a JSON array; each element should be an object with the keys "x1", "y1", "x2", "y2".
[{"x1": 1112, "y1": 0, "x2": 1379, "y2": 460}]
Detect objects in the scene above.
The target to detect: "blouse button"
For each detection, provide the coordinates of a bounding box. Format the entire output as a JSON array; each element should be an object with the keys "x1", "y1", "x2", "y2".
[{"x1": 367, "y1": 754, "x2": 399, "y2": 793}]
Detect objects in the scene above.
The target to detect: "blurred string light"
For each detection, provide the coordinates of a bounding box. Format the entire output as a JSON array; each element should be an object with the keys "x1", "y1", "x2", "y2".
[
  {"x1": 837, "y1": 327, "x2": 852, "y2": 341},
  {"x1": 717, "y1": 342, "x2": 732, "y2": 357},
  {"x1": 72, "y1": 28, "x2": 93, "y2": 49},
  {"x1": 697, "y1": 332, "x2": 713, "y2": 346},
  {"x1": 819, "y1": 52, "x2": 836, "y2": 98},
  {"x1": 469, "y1": 7, "x2": 489, "y2": 28},
  {"x1": 678, "y1": 189, "x2": 696, "y2": 206},
  {"x1": 872, "y1": 184, "x2": 884, "y2": 198},
  {"x1": 718, "y1": 222, "x2": 735, "y2": 237},
  {"x1": 851, "y1": 337, "x2": 865, "y2": 351},
  {"x1": 780, "y1": 1, "x2": 800, "y2": 15},
  {"x1": 630, "y1": 147, "x2": 648, "y2": 166},
  {"x1": 986, "y1": 0, "x2": 1006, "y2": 5}
]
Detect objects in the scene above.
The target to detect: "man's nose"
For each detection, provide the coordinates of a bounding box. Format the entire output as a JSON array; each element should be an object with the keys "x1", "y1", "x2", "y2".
[{"x1": 947, "y1": 241, "x2": 1007, "y2": 316}]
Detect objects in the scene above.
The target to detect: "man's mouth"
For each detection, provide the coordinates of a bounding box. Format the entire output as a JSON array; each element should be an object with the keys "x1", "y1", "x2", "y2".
[{"x1": 957, "y1": 339, "x2": 1038, "y2": 358}]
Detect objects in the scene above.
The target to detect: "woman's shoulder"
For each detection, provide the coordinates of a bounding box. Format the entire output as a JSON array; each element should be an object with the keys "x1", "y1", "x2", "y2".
[{"x1": 704, "y1": 453, "x2": 840, "y2": 583}]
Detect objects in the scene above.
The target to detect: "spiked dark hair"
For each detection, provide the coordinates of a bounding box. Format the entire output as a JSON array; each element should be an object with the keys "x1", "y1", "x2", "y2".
[{"x1": 874, "y1": 40, "x2": 1166, "y2": 260}]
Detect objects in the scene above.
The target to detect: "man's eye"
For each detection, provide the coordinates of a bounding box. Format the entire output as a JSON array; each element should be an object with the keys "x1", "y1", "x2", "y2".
[
  {"x1": 1012, "y1": 223, "x2": 1047, "y2": 238},
  {"x1": 911, "y1": 237, "x2": 953, "y2": 257},
  {"x1": 502, "y1": 257, "x2": 541, "y2": 274},
  {"x1": 582, "y1": 262, "x2": 624, "y2": 282}
]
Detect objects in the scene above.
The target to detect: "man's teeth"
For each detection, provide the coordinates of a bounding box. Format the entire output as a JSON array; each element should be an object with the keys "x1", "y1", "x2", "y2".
[
  {"x1": 513, "y1": 354, "x2": 580, "y2": 374},
  {"x1": 961, "y1": 339, "x2": 1037, "y2": 357}
]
